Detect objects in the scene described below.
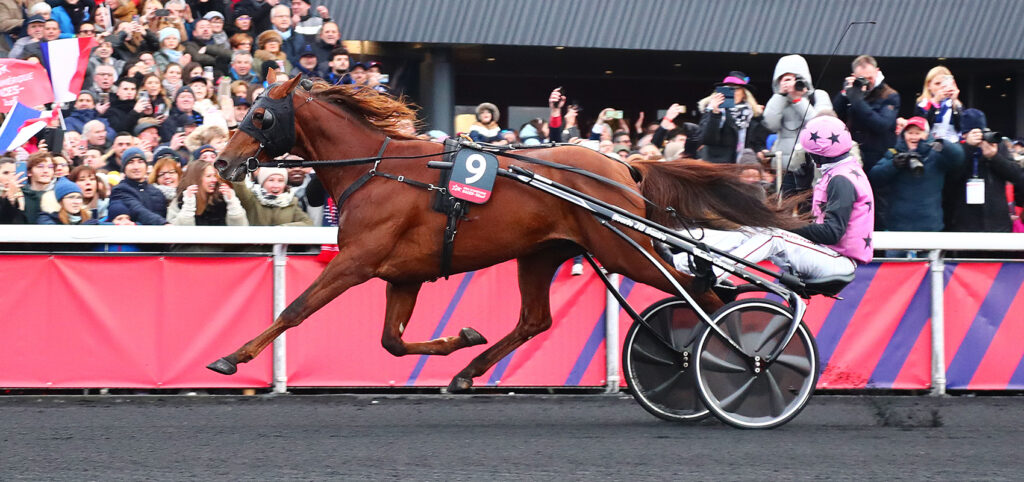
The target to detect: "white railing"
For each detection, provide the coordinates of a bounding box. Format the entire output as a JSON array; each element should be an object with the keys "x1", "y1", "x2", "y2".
[{"x1": 2, "y1": 226, "x2": 1023, "y2": 394}]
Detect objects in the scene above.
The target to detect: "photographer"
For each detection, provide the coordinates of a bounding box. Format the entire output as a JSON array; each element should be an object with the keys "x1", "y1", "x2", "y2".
[
  {"x1": 833, "y1": 55, "x2": 900, "y2": 171},
  {"x1": 698, "y1": 71, "x2": 763, "y2": 164},
  {"x1": 763, "y1": 54, "x2": 833, "y2": 194},
  {"x1": 943, "y1": 109, "x2": 1024, "y2": 233},
  {"x1": 869, "y1": 117, "x2": 963, "y2": 235}
]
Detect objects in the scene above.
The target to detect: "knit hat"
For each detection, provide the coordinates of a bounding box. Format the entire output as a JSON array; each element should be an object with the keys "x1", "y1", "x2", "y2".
[
  {"x1": 107, "y1": 200, "x2": 132, "y2": 220},
  {"x1": 121, "y1": 147, "x2": 147, "y2": 167},
  {"x1": 173, "y1": 86, "x2": 195, "y2": 103},
  {"x1": 960, "y1": 108, "x2": 987, "y2": 133},
  {"x1": 257, "y1": 167, "x2": 287, "y2": 187},
  {"x1": 256, "y1": 30, "x2": 283, "y2": 50},
  {"x1": 159, "y1": 27, "x2": 180, "y2": 43},
  {"x1": 193, "y1": 144, "x2": 217, "y2": 160},
  {"x1": 476, "y1": 102, "x2": 499, "y2": 123},
  {"x1": 54, "y1": 177, "x2": 83, "y2": 202},
  {"x1": 153, "y1": 146, "x2": 183, "y2": 166}
]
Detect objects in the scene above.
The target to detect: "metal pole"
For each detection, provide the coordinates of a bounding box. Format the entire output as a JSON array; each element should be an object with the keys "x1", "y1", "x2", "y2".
[
  {"x1": 604, "y1": 274, "x2": 621, "y2": 394},
  {"x1": 272, "y1": 244, "x2": 288, "y2": 394},
  {"x1": 929, "y1": 249, "x2": 946, "y2": 396}
]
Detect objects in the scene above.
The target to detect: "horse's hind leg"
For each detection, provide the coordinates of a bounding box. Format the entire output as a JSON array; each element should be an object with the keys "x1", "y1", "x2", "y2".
[
  {"x1": 380, "y1": 281, "x2": 487, "y2": 356},
  {"x1": 206, "y1": 250, "x2": 375, "y2": 375},
  {"x1": 446, "y1": 250, "x2": 565, "y2": 392}
]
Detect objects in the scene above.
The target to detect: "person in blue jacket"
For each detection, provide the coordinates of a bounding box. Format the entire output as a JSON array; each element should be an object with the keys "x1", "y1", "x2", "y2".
[
  {"x1": 833, "y1": 55, "x2": 900, "y2": 172},
  {"x1": 109, "y1": 147, "x2": 169, "y2": 225}
]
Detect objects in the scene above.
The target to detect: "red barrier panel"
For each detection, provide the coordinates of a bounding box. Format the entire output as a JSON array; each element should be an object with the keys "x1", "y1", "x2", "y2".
[{"x1": 0, "y1": 255, "x2": 273, "y2": 388}]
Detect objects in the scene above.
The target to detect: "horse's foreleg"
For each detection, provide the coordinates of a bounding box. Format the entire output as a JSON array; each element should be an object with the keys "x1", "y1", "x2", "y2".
[
  {"x1": 206, "y1": 250, "x2": 374, "y2": 375},
  {"x1": 446, "y1": 251, "x2": 564, "y2": 392},
  {"x1": 380, "y1": 281, "x2": 487, "y2": 356}
]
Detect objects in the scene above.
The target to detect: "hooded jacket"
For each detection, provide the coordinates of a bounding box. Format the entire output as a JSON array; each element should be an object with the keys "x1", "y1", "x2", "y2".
[{"x1": 762, "y1": 55, "x2": 833, "y2": 171}]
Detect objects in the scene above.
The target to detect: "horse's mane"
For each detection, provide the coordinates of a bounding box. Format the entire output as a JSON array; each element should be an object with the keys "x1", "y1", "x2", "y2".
[
  {"x1": 307, "y1": 80, "x2": 419, "y2": 139},
  {"x1": 631, "y1": 159, "x2": 808, "y2": 231}
]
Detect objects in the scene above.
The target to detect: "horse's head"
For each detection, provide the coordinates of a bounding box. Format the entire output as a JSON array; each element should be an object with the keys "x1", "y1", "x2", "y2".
[{"x1": 215, "y1": 69, "x2": 306, "y2": 181}]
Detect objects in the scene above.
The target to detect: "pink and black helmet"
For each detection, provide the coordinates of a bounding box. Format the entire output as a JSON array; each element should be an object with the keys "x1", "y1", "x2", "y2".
[{"x1": 799, "y1": 116, "x2": 852, "y2": 158}]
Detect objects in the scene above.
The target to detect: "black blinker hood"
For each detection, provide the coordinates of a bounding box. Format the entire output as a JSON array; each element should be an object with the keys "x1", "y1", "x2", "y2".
[{"x1": 238, "y1": 83, "x2": 296, "y2": 158}]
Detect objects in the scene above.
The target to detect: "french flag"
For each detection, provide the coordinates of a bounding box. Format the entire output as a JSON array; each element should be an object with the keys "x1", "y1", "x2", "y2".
[
  {"x1": 40, "y1": 37, "x2": 97, "y2": 103},
  {"x1": 0, "y1": 101, "x2": 60, "y2": 152}
]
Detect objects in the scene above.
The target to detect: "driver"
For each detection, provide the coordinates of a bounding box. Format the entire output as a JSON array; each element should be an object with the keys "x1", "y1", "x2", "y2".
[{"x1": 672, "y1": 115, "x2": 874, "y2": 283}]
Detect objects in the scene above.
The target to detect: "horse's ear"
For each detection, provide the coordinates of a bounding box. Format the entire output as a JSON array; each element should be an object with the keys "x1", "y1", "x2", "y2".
[
  {"x1": 266, "y1": 67, "x2": 278, "y2": 84},
  {"x1": 280, "y1": 73, "x2": 302, "y2": 94}
]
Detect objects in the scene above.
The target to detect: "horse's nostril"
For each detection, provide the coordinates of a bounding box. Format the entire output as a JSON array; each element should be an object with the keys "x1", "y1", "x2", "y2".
[{"x1": 214, "y1": 159, "x2": 227, "y2": 170}]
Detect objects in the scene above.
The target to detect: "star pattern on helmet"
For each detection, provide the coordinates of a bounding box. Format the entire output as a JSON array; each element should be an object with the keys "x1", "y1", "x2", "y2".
[
  {"x1": 808, "y1": 131, "x2": 820, "y2": 142},
  {"x1": 829, "y1": 132, "x2": 842, "y2": 145},
  {"x1": 863, "y1": 236, "x2": 873, "y2": 248}
]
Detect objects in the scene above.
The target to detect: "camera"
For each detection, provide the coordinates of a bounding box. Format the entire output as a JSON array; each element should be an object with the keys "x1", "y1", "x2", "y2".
[
  {"x1": 851, "y1": 76, "x2": 869, "y2": 89},
  {"x1": 894, "y1": 151, "x2": 925, "y2": 176},
  {"x1": 794, "y1": 80, "x2": 807, "y2": 91},
  {"x1": 982, "y1": 128, "x2": 1002, "y2": 144}
]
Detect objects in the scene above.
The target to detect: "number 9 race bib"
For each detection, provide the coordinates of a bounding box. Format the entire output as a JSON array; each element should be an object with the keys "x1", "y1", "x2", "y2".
[{"x1": 448, "y1": 149, "x2": 498, "y2": 204}]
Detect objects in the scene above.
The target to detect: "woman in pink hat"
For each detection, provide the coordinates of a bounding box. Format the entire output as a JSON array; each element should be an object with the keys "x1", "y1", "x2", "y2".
[{"x1": 698, "y1": 71, "x2": 764, "y2": 164}]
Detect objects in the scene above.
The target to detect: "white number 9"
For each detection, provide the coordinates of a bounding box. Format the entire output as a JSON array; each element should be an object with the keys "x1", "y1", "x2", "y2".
[{"x1": 464, "y1": 154, "x2": 486, "y2": 184}]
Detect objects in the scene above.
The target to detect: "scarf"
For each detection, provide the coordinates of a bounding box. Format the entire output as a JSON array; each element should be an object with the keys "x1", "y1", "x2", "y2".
[
  {"x1": 162, "y1": 79, "x2": 182, "y2": 99},
  {"x1": 160, "y1": 48, "x2": 182, "y2": 64},
  {"x1": 155, "y1": 184, "x2": 177, "y2": 201},
  {"x1": 251, "y1": 183, "x2": 295, "y2": 208},
  {"x1": 68, "y1": 213, "x2": 82, "y2": 224}
]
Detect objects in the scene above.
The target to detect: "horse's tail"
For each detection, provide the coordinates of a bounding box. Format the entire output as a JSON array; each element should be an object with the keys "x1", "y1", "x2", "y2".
[{"x1": 631, "y1": 159, "x2": 807, "y2": 231}]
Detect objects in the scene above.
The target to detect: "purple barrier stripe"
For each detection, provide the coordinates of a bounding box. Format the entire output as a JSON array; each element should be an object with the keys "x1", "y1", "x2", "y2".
[
  {"x1": 816, "y1": 263, "x2": 880, "y2": 369},
  {"x1": 486, "y1": 350, "x2": 516, "y2": 386},
  {"x1": 1009, "y1": 354, "x2": 1024, "y2": 389},
  {"x1": 945, "y1": 264, "x2": 1024, "y2": 389},
  {"x1": 868, "y1": 266, "x2": 948, "y2": 387},
  {"x1": 405, "y1": 272, "x2": 476, "y2": 386},
  {"x1": 565, "y1": 278, "x2": 636, "y2": 385}
]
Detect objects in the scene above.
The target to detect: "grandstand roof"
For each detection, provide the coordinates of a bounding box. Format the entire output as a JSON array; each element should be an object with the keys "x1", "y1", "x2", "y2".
[{"x1": 326, "y1": 0, "x2": 1024, "y2": 60}]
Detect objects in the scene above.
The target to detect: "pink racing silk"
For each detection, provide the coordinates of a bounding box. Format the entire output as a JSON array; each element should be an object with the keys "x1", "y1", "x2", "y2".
[{"x1": 812, "y1": 157, "x2": 875, "y2": 264}]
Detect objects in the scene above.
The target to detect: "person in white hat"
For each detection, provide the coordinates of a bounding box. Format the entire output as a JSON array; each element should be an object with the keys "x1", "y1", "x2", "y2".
[{"x1": 232, "y1": 167, "x2": 313, "y2": 226}]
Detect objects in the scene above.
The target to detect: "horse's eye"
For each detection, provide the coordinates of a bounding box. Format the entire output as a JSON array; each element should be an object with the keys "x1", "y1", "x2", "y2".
[{"x1": 260, "y1": 109, "x2": 275, "y2": 130}]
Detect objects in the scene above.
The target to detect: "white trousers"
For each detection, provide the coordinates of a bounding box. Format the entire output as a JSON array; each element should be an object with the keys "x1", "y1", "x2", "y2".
[{"x1": 672, "y1": 227, "x2": 857, "y2": 282}]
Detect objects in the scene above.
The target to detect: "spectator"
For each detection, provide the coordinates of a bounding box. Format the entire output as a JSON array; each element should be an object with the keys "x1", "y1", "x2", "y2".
[
  {"x1": 187, "y1": 0, "x2": 227, "y2": 23},
  {"x1": 40, "y1": 19, "x2": 66, "y2": 45},
  {"x1": 53, "y1": 156, "x2": 71, "y2": 178},
  {"x1": 833, "y1": 55, "x2": 900, "y2": 171},
  {"x1": 183, "y1": 18, "x2": 232, "y2": 76},
  {"x1": 69, "y1": 165, "x2": 109, "y2": 219},
  {"x1": 469, "y1": 102, "x2": 502, "y2": 143},
  {"x1": 228, "y1": 50, "x2": 260, "y2": 84},
  {"x1": 518, "y1": 118, "x2": 548, "y2": 146},
  {"x1": 228, "y1": 32, "x2": 253, "y2": 53},
  {"x1": 82, "y1": 149, "x2": 105, "y2": 170},
  {"x1": 869, "y1": 116, "x2": 964, "y2": 236},
  {"x1": 65, "y1": 92, "x2": 116, "y2": 142},
  {"x1": 140, "y1": 73, "x2": 171, "y2": 116},
  {"x1": 0, "y1": 158, "x2": 28, "y2": 224},
  {"x1": 347, "y1": 61, "x2": 368, "y2": 86},
  {"x1": 106, "y1": 79, "x2": 147, "y2": 134},
  {"x1": 185, "y1": 125, "x2": 228, "y2": 154},
  {"x1": 914, "y1": 66, "x2": 962, "y2": 143},
  {"x1": 161, "y1": 62, "x2": 185, "y2": 99},
  {"x1": 227, "y1": 12, "x2": 257, "y2": 39},
  {"x1": 233, "y1": 167, "x2": 312, "y2": 226},
  {"x1": 230, "y1": 0, "x2": 270, "y2": 35},
  {"x1": 267, "y1": 4, "x2": 302, "y2": 62},
  {"x1": 311, "y1": 21, "x2": 340, "y2": 70},
  {"x1": 292, "y1": 0, "x2": 328, "y2": 35},
  {"x1": 229, "y1": 96, "x2": 251, "y2": 128},
  {"x1": 82, "y1": 119, "x2": 112, "y2": 151},
  {"x1": 160, "y1": 87, "x2": 203, "y2": 141},
  {"x1": 168, "y1": 160, "x2": 247, "y2": 226},
  {"x1": 148, "y1": 154, "x2": 183, "y2": 202},
  {"x1": 944, "y1": 109, "x2": 1024, "y2": 233},
  {"x1": 291, "y1": 43, "x2": 321, "y2": 78},
  {"x1": 323, "y1": 47, "x2": 351, "y2": 85},
  {"x1": 254, "y1": 30, "x2": 292, "y2": 75},
  {"x1": 102, "y1": 132, "x2": 134, "y2": 171},
  {"x1": 698, "y1": 71, "x2": 762, "y2": 164},
  {"x1": 133, "y1": 118, "x2": 163, "y2": 153},
  {"x1": 23, "y1": 151, "x2": 59, "y2": 225},
  {"x1": 110, "y1": 147, "x2": 168, "y2": 224},
  {"x1": 110, "y1": 16, "x2": 159, "y2": 60},
  {"x1": 63, "y1": 130, "x2": 86, "y2": 163},
  {"x1": 39, "y1": 177, "x2": 99, "y2": 225},
  {"x1": 154, "y1": 26, "x2": 188, "y2": 72},
  {"x1": 364, "y1": 60, "x2": 389, "y2": 93},
  {"x1": 185, "y1": 76, "x2": 230, "y2": 129},
  {"x1": 85, "y1": 44, "x2": 123, "y2": 92},
  {"x1": 8, "y1": 15, "x2": 46, "y2": 60},
  {"x1": 762, "y1": 54, "x2": 833, "y2": 193},
  {"x1": 203, "y1": 11, "x2": 230, "y2": 49},
  {"x1": 48, "y1": 0, "x2": 97, "y2": 34},
  {"x1": 192, "y1": 144, "x2": 218, "y2": 162}
]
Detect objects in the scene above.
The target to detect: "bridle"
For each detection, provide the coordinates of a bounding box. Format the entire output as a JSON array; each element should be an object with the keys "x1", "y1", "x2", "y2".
[{"x1": 237, "y1": 78, "x2": 318, "y2": 173}]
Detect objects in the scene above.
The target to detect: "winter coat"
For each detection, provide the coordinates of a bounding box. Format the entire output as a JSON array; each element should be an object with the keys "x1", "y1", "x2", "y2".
[
  {"x1": 762, "y1": 55, "x2": 833, "y2": 171},
  {"x1": 167, "y1": 192, "x2": 248, "y2": 226},
  {"x1": 0, "y1": 0, "x2": 22, "y2": 37},
  {"x1": 110, "y1": 178, "x2": 168, "y2": 225},
  {"x1": 869, "y1": 137, "x2": 964, "y2": 232},
  {"x1": 232, "y1": 182, "x2": 313, "y2": 227},
  {"x1": 183, "y1": 39, "x2": 232, "y2": 76},
  {"x1": 105, "y1": 97, "x2": 142, "y2": 134},
  {"x1": 46, "y1": 0, "x2": 95, "y2": 31},
  {"x1": 0, "y1": 197, "x2": 27, "y2": 224},
  {"x1": 231, "y1": 0, "x2": 273, "y2": 34},
  {"x1": 22, "y1": 186, "x2": 58, "y2": 225},
  {"x1": 468, "y1": 123, "x2": 502, "y2": 143},
  {"x1": 38, "y1": 211, "x2": 100, "y2": 225},
  {"x1": 943, "y1": 143, "x2": 1024, "y2": 232},
  {"x1": 697, "y1": 99, "x2": 762, "y2": 164},
  {"x1": 833, "y1": 80, "x2": 900, "y2": 171},
  {"x1": 65, "y1": 108, "x2": 117, "y2": 140}
]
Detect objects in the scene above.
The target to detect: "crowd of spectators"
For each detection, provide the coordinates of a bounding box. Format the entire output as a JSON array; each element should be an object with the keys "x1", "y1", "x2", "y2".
[{"x1": 1, "y1": 0, "x2": 1022, "y2": 257}]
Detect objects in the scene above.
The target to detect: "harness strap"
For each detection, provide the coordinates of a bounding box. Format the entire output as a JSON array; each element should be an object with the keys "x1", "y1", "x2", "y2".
[
  {"x1": 440, "y1": 199, "x2": 464, "y2": 279},
  {"x1": 335, "y1": 137, "x2": 393, "y2": 209}
]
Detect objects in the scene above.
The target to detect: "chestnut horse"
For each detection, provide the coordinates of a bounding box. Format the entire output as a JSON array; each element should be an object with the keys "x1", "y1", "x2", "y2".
[{"x1": 209, "y1": 72, "x2": 802, "y2": 391}]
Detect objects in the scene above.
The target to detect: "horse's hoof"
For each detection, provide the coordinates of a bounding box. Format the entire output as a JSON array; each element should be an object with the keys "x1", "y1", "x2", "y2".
[
  {"x1": 207, "y1": 357, "x2": 238, "y2": 375},
  {"x1": 460, "y1": 327, "x2": 487, "y2": 347},
  {"x1": 447, "y1": 376, "x2": 473, "y2": 393}
]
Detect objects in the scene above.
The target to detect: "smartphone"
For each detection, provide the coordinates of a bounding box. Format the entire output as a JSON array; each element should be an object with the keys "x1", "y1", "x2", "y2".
[
  {"x1": 100, "y1": 92, "x2": 109, "y2": 104},
  {"x1": 715, "y1": 86, "x2": 736, "y2": 109},
  {"x1": 139, "y1": 91, "x2": 149, "y2": 102},
  {"x1": 175, "y1": 126, "x2": 185, "y2": 134},
  {"x1": 132, "y1": 14, "x2": 139, "y2": 22},
  {"x1": 204, "y1": 66, "x2": 214, "y2": 81},
  {"x1": 378, "y1": 74, "x2": 389, "y2": 84},
  {"x1": 14, "y1": 160, "x2": 27, "y2": 184},
  {"x1": 154, "y1": 8, "x2": 170, "y2": 16},
  {"x1": 607, "y1": 110, "x2": 623, "y2": 119}
]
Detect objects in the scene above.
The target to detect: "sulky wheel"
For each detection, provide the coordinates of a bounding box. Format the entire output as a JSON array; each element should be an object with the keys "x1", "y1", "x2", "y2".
[
  {"x1": 693, "y1": 299, "x2": 819, "y2": 429},
  {"x1": 622, "y1": 297, "x2": 710, "y2": 422}
]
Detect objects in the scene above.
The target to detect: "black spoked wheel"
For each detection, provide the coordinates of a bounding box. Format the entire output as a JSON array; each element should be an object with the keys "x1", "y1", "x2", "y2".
[
  {"x1": 622, "y1": 297, "x2": 710, "y2": 422},
  {"x1": 694, "y1": 299, "x2": 819, "y2": 429}
]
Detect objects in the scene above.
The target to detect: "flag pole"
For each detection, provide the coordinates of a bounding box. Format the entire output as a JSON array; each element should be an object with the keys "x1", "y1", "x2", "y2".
[
  {"x1": 0, "y1": 96, "x2": 18, "y2": 152},
  {"x1": 57, "y1": 107, "x2": 66, "y2": 130}
]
